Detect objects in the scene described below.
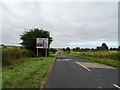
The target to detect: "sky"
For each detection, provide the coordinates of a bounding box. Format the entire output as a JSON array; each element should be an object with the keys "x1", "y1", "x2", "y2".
[{"x1": 0, "y1": 0, "x2": 119, "y2": 48}]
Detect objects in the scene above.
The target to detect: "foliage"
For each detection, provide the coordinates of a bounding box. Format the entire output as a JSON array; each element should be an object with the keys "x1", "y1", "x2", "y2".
[
  {"x1": 62, "y1": 47, "x2": 71, "y2": 52},
  {"x1": 110, "y1": 47, "x2": 118, "y2": 51},
  {"x1": 72, "y1": 47, "x2": 80, "y2": 52},
  {"x1": 66, "y1": 47, "x2": 70, "y2": 52},
  {"x1": 2, "y1": 47, "x2": 34, "y2": 66},
  {"x1": 79, "y1": 48, "x2": 91, "y2": 52},
  {"x1": 96, "y1": 43, "x2": 108, "y2": 50},
  {"x1": 20, "y1": 28, "x2": 53, "y2": 56},
  {"x1": 62, "y1": 43, "x2": 113, "y2": 52},
  {"x1": 49, "y1": 48, "x2": 57, "y2": 54},
  {"x1": 62, "y1": 48, "x2": 66, "y2": 52},
  {"x1": 101, "y1": 43, "x2": 108, "y2": 50},
  {"x1": 118, "y1": 46, "x2": 120, "y2": 51}
]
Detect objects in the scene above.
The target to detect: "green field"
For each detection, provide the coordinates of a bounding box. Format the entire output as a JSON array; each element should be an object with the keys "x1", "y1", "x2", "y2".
[
  {"x1": 64, "y1": 51, "x2": 120, "y2": 68},
  {"x1": 2, "y1": 54, "x2": 56, "y2": 88}
]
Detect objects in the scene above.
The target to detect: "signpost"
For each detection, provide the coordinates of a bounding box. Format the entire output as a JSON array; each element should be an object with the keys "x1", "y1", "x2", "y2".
[{"x1": 36, "y1": 38, "x2": 48, "y2": 57}]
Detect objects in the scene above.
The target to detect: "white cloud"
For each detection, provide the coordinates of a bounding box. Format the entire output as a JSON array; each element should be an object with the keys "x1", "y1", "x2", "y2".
[
  {"x1": 68, "y1": 41, "x2": 118, "y2": 49},
  {"x1": 1, "y1": 2, "x2": 118, "y2": 48},
  {"x1": 0, "y1": 0, "x2": 119, "y2": 2}
]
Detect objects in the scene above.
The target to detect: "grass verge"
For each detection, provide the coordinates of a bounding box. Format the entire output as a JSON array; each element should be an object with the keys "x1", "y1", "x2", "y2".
[
  {"x1": 2, "y1": 54, "x2": 57, "y2": 88},
  {"x1": 39, "y1": 54, "x2": 56, "y2": 88},
  {"x1": 64, "y1": 53, "x2": 120, "y2": 68}
]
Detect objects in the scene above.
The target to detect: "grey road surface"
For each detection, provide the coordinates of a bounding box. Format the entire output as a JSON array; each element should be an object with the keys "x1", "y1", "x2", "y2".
[{"x1": 46, "y1": 53, "x2": 119, "y2": 88}]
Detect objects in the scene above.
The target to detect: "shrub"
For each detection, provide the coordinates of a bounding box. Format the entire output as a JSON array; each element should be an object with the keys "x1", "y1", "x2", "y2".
[
  {"x1": 21, "y1": 49, "x2": 35, "y2": 57},
  {"x1": 2, "y1": 47, "x2": 33, "y2": 66},
  {"x1": 49, "y1": 48, "x2": 57, "y2": 54}
]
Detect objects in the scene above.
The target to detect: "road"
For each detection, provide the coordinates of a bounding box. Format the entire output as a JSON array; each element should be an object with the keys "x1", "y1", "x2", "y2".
[{"x1": 46, "y1": 53, "x2": 119, "y2": 89}]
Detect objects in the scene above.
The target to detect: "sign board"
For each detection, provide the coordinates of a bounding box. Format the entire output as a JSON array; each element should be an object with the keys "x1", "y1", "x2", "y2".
[{"x1": 36, "y1": 38, "x2": 48, "y2": 48}]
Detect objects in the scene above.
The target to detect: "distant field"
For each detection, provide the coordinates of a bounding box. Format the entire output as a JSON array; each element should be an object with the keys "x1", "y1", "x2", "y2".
[
  {"x1": 2, "y1": 54, "x2": 56, "y2": 88},
  {"x1": 64, "y1": 51, "x2": 120, "y2": 68},
  {"x1": 71, "y1": 51, "x2": 119, "y2": 60}
]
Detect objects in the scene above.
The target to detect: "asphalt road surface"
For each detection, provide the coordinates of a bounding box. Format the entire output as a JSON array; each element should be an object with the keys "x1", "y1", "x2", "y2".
[{"x1": 46, "y1": 53, "x2": 119, "y2": 89}]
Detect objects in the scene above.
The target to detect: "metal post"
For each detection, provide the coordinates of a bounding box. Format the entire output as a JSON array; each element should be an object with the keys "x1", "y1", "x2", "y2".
[
  {"x1": 46, "y1": 48, "x2": 47, "y2": 57},
  {"x1": 37, "y1": 48, "x2": 38, "y2": 57}
]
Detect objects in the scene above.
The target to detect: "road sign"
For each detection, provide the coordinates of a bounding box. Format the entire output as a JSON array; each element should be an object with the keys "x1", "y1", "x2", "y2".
[
  {"x1": 36, "y1": 38, "x2": 48, "y2": 48},
  {"x1": 36, "y1": 38, "x2": 48, "y2": 57}
]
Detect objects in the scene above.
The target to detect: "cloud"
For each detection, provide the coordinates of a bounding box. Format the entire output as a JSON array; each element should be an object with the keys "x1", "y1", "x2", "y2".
[
  {"x1": 68, "y1": 41, "x2": 118, "y2": 49},
  {"x1": 1, "y1": 2, "x2": 118, "y2": 48}
]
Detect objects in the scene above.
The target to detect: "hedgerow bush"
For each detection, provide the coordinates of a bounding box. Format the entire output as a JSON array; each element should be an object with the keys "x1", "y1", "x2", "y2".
[{"x1": 2, "y1": 47, "x2": 34, "y2": 66}]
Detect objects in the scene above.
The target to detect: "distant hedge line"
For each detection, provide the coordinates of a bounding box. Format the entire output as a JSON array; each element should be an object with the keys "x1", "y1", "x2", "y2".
[
  {"x1": 69, "y1": 51, "x2": 119, "y2": 61},
  {"x1": 2, "y1": 47, "x2": 34, "y2": 66}
]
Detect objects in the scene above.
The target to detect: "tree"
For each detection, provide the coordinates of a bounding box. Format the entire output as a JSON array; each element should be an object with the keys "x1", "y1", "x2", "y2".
[
  {"x1": 63, "y1": 48, "x2": 66, "y2": 52},
  {"x1": 20, "y1": 28, "x2": 53, "y2": 56},
  {"x1": 72, "y1": 47, "x2": 80, "y2": 52},
  {"x1": 96, "y1": 43, "x2": 109, "y2": 51},
  {"x1": 101, "y1": 43, "x2": 108, "y2": 50},
  {"x1": 66, "y1": 47, "x2": 70, "y2": 52},
  {"x1": 75, "y1": 47, "x2": 80, "y2": 52},
  {"x1": 1, "y1": 44, "x2": 4, "y2": 46},
  {"x1": 118, "y1": 46, "x2": 120, "y2": 51},
  {"x1": 72, "y1": 48, "x2": 76, "y2": 52},
  {"x1": 49, "y1": 48, "x2": 57, "y2": 54},
  {"x1": 110, "y1": 47, "x2": 118, "y2": 51},
  {"x1": 96, "y1": 46, "x2": 102, "y2": 50}
]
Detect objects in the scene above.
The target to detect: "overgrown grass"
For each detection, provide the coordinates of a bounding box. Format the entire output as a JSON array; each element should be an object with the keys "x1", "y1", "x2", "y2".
[
  {"x1": 2, "y1": 54, "x2": 56, "y2": 88},
  {"x1": 74, "y1": 51, "x2": 119, "y2": 60},
  {"x1": 64, "y1": 51, "x2": 120, "y2": 68},
  {"x1": 2, "y1": 47, "x2": 34, "y2": 66}
]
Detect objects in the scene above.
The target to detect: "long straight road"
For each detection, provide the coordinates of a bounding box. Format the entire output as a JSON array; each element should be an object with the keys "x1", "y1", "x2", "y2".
[{"x1": 46, "y1": 53, "x2": 119, "y2": 89}]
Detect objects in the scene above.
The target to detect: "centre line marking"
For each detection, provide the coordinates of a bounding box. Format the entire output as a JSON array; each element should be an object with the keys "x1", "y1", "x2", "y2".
[
  {"x1": 75, "y1": 62, "x2": 91, "y2": 71},
  {"x1": 113, "y1": 84, "x2": 120, "y2": 89}
]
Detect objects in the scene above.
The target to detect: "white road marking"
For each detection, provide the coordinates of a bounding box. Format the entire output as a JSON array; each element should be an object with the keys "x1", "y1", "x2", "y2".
[
  {"x1": 56, "y1": 59, "x2": 70, "y2": 61},
  {"x1": 98, "y1": 75, "x2": 101, "y2": 77},
  {"x1": 65, "y1": 59, "x2": 69, "y2": 61},
  {"x1": 98, "y1": 87, "x2": 102, "y2": 88},
  {"x1": 62, "y1": 59, "x2": 70, "y2": 61},
  {"x1": 75, "y1": 62, "x2": 91, "y2": 71},
  {"x1": 56, "y1": 59, "x2": 61, "y2": 61},
  {"x1": 113, "y1": 84, "x2": 120, "y2": 89}
]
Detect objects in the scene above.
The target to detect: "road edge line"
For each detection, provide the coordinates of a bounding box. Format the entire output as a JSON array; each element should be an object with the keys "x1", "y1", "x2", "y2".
[
  {"x1": 113, "y1": 84, "x2": 120, "y2": 89},
  {"x1": 75, "y1": 61, "x2": 91, "y2": 72}
]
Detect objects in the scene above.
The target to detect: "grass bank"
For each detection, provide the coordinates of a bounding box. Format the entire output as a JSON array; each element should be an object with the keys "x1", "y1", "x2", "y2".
[
  {"x1": 2, "y1": 54, "x2": 56, "y2": 88},
  {"x1": 2, "y1": 47, "x2": 34, "y2": 66},
  {"x1": 64, "y1": 52, "x2": 120, "y2": 68}
]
